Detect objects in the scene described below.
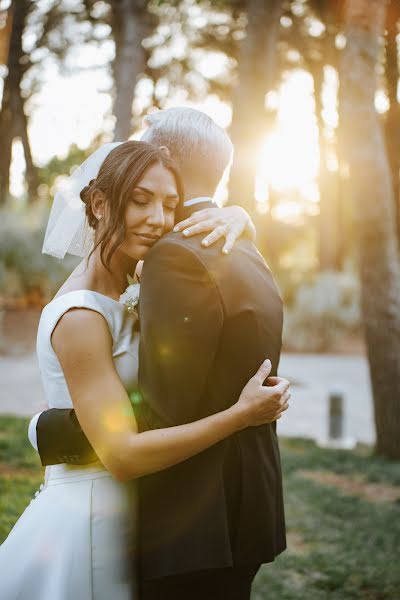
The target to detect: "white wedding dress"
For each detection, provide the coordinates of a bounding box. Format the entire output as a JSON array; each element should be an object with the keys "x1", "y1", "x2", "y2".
[{"x1": 0, "y1": 290, "x2": 139, "y2": 600}]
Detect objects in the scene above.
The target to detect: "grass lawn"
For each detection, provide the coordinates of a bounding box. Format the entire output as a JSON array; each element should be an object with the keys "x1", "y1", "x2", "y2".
[{"x1": 0, "y1": 415, "x2": 399, "y2": 599}]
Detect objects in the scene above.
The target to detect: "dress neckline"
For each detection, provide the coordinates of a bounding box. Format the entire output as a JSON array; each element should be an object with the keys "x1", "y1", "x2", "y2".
[{"x1": 45, "y1": 289, "x2": 125, "y2": 310}]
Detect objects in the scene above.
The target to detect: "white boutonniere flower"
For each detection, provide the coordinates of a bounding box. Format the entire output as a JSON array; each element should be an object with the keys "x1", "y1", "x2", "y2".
[{"x1": 119, "y1": 275, "x2": 140, "y2": 315}]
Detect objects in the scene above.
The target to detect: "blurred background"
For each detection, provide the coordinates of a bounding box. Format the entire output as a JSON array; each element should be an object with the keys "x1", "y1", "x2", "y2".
[{"x1": 0, "y1": 1, "x2": 399, "y2": 597}]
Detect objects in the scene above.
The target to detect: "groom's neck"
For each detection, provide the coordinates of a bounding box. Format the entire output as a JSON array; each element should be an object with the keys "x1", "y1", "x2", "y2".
[{"x1": 183, "y1": 183, "x2": 215, "y2": 203}]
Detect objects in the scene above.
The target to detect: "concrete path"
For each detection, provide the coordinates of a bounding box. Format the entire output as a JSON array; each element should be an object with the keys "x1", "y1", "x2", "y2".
[
  {"x1": 0, "y1": 352, "x2": 46, "y2": 416},
  {"x1": 0, "y1": 352, "x2": 375, "y2": 445},
  {"x1": 278, "y1": 353, "x2": 375, "y2": 445}
]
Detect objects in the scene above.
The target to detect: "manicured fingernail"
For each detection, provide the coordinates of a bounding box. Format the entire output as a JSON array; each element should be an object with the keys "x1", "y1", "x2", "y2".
[
  {"x1": 173, "y1": 226, "x2": 179, "y2": 232},
  {"x1": 183, "y1": 229, "x2": 189, "y2": 236},
  {"x1": 223, "y1": 248, "x2": 229, "y2": 254},
  {"x1": 202, "y1": 240, "x2": 209, "y2": 246}
]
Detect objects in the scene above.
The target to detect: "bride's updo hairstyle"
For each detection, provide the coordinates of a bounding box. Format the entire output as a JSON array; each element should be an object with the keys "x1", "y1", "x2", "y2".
[{"x1": 80, "y1": 140, "x2": 184, "y2": 268}]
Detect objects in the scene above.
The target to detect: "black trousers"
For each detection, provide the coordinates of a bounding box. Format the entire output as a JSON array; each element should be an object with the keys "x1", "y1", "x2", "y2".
[{"x1": 141, "y1": 564, "x2": 261, "y2": 600}]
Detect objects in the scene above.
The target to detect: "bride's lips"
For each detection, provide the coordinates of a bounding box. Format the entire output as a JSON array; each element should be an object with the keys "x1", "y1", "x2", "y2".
[{"x1": 132, "y1": 232, "x2": 161, "y2": 245}]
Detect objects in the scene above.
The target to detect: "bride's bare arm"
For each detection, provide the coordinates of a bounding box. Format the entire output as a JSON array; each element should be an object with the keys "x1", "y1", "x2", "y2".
[{"x1": 52, "y1": 309, "x2": 290, "y2": 482}]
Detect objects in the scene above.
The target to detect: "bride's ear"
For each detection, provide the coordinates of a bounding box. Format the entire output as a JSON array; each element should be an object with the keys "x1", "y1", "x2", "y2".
[
  {"x1": 91, "y1": 190, "x2": 107, "y2": 223},
  {"x1": 159, "y1": 146, "x2": 171, "y2": 157}
]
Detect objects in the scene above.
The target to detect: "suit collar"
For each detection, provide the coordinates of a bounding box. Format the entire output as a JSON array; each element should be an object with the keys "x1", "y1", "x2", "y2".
[
  {"x1": 178, "y1": 197, "x2": 215, "y2": 220},
  {"x1": 183, "y1": 196, "x2": 214, "y2": 207}
]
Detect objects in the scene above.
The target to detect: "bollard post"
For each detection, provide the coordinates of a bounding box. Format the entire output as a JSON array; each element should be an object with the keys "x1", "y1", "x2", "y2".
[
  {"x1": 329, "y1": 391, "x2": 343, "y2": 440},
  {"x1": 317, "y1": 388, "x2": 356, "y2": 449}
]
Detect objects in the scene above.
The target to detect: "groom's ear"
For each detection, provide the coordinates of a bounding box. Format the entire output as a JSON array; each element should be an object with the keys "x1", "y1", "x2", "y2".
[{"x1": 158, "y1": 146, "x2": 171, "y2": 157}]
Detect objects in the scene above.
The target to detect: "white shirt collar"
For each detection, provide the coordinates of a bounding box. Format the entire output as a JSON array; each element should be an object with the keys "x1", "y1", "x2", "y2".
[{"x1": 183, "y1": 196, "x2": 214, "y2": 207}]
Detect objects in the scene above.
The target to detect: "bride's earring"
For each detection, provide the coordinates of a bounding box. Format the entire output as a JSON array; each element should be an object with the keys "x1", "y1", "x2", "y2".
[{"x1": 91, "y1": 190, "x2": 106, "y2": 224}]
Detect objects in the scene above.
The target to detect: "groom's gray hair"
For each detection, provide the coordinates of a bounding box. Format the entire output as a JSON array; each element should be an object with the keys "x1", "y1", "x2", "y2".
[{"x1": 141, "y1": 107, "x2": 233, "y2": 193}]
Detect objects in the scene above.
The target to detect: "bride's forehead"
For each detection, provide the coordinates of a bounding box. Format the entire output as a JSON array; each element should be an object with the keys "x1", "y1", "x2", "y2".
[{"x1": 134, "y1": 163, "x2": 178, "y2": 193}]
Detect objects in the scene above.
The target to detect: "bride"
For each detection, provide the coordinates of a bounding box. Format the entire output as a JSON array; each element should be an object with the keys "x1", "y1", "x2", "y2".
[{"x1": 0, "y1": 140, "x2": 290, "y2": 599}]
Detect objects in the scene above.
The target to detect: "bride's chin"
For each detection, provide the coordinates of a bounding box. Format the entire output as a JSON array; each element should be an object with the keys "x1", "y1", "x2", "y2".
[{"x1": 119, "y1": 243, "x2": 150, "y2": 262}]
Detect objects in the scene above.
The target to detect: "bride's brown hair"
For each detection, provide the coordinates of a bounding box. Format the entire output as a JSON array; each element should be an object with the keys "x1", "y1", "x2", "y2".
[{"x1": 80, "y1": 141, "x2": 184, "y2": 268}]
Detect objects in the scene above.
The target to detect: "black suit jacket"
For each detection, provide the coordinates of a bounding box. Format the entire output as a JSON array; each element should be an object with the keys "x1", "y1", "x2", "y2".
[
  {"x1": 35, "y1": 202, "x2": 286, "y2": 580},
  {"x1": 135, "y1": 227, "x2": 285, "y2": 579}
]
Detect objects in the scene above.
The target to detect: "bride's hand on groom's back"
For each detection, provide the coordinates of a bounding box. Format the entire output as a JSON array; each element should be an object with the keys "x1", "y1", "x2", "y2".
[
  {"x1": 173, "y1": 205, "x2": 256, "y2": 254},
  {"x1": 234, "y1": 359, "x2": 291, "y2": 428}
]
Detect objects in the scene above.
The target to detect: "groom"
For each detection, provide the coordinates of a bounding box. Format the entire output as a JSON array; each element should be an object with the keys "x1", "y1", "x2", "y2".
[{"x1": 30, "y1": 108, "x2": 287, "y2": 599}]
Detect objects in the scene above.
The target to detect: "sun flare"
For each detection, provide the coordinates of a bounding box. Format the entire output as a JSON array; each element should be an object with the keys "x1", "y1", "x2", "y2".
[
  {"x1": 10, "y1": 66, "x2": 340, "y2": 225},
  {"x1": 255, "y1": 70, "x2": 320, "y2": 210}
]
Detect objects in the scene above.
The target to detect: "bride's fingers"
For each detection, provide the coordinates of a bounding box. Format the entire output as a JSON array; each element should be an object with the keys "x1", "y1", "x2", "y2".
[
  {"x1": 273, "y1": 402, "x2": 289, "y2": 421},
  {"x1": 202, "y1": 224, "x2": 242, "y2": 252},
  {"x1": 265, "y1": 376, "x2": 280, "y2": 385},
  {"x1": 173, "y1": 210, "x2": 210, "y2": 232},
  {"x1": 201, "y1": 225, "x2": 228, "y2": 247},
  {"x1": 266, "y1": 376, "x2": 288, "y2": 386},
  {"x1": 222, "y1": 232, "x2": 239, "y2": 255},
  {"x1": 180, "y1": 220, "x2": 217, "y2": 238},
  {"x1": 251, "y1": 359, "x2": 272, "y2": 385},
  {"x1": 275, "y1": 379, "x2": 290, "y2": 396},
  {"x1": 280, "y1": 391, "x2": 291, "y2": 406}
]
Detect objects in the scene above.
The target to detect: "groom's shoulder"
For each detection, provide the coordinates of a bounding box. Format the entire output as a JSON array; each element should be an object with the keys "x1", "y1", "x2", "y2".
[
  {"x1": 145, "y1": 231, "x2": 207, "y2": 264},
  {"x1": 147, "y1": 231, "x2": 236, "y2": 260},
  {"x1": 147, "y1": 232, "x2": 270, "y2": 274},
  {"x1": 143, "y1": 232, "x2": 211, "y2": 276},
  {"x1": 144, "y1": 233, "x2": 280, "y2": 303}
]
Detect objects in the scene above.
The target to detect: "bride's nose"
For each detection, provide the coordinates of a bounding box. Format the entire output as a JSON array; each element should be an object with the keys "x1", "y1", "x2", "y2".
[{"x1": 147, "y1": 201, "x2": 165, "y2": 229}]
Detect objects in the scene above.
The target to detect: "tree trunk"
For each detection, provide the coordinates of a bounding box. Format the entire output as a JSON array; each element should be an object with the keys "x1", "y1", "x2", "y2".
[
  {"x1": 384, "y1": 3, "x2": 400, "y2": 242},
  {"x1": 0, "y1": 0, "x2": 37, "y2": 204},
  {"x1": 228, "y1": 0, "x2": 283, "y2": 213},
  {"x1": 341, "y1": 0, "x2": 400, "y2": 459},
  {"x1": 313, "y1": 62, "x2": 341, "y2": 270},
  {"x1": 0, "y1": 75, "x2": 15, "y2": 204},
  {"x1": 310, "y1": 2, "x2": 343, "y2": 271},
  {"x1": 111, "y1": 0, "x2": 152, "y2": 141},
  {"x1": 0, "y1": 2, "x2": 13, "y2": 65}
]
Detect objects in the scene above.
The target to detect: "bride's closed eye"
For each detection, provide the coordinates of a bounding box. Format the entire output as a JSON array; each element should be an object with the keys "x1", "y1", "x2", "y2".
[
  {"x1": 130, "y1": 193, "x2": 149, "y2": 205},
  {"x1": 164, "y1": 200, "x2": 179, "y2": 211},
  {"x1": 130, "y1": 199, "x2": 151, "y2": 209}
]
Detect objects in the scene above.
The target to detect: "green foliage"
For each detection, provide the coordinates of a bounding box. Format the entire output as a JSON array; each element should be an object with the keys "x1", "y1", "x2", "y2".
[
  {"x1": 253, "y1": 437, "x2": 400, "y2": 600},
  {"x1": 0, "y1": 139, "x2": 105, "y2": 302},
  {"x1": 1, "y1": 418, "x2": 399, "y2": 599},
  {"x1": 0, "y1": 209, "x2": 78, "y2": 303},
  {"x1": 37, "y1": 143, "x2": 96, "y2": 201},
  {"x1": 283, "y1": 271, "x2": 361, "y2": 352},
  {"x1": 0, "y1": 415, "x2": 41, "y2": 470},
  {"x1": 0, "y1": 416, "x2": 43, "y2": 542}
]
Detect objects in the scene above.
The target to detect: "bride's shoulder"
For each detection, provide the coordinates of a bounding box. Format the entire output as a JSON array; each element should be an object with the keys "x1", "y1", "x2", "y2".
[
  {"x1": 37, "y1": 290, "x2": 120, "y2": 354},
  {"x1": 41, "y1": 289, "x2": 119, "y2": 334},
  {"x1": 51, "y1": 301, "x2": 113, "y2": 351},
  {"x1": 43, "y1": 289, "x2": 98, "y2": 312}
]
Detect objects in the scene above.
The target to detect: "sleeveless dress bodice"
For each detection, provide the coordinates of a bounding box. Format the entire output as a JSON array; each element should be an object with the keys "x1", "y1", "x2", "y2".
[
  {"x1": 36, "y1": 289, "x2": 140, "y2": 408},
  {"x1": 0, "y1": 290, "x2": 139, "y2": 600}
]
